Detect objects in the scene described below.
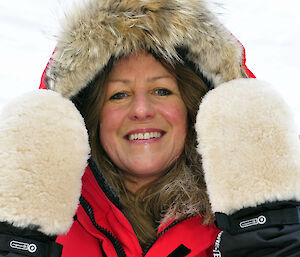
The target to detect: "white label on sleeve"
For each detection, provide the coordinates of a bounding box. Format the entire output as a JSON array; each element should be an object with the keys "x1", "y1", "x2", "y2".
[
  {"x1": 239, "y1": 215, "x2": 267, "y2": 228},
  {"x1": 10, "y1": 240, "x2": 37, "y2": 253}
]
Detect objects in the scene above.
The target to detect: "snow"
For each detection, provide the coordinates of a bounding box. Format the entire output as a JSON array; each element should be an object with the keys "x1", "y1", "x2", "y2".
[{"x1": 0, "y1": 0, "x2": 299, "y2": 131}]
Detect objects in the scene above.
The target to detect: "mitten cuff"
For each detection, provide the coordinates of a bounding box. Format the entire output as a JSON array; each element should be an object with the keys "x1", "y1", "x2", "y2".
[{"x1": 215, "y1": 201, "x2": 300, "y2": 234}]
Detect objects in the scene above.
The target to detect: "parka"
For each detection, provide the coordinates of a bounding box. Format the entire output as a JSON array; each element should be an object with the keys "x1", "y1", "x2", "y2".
[
  {"x1": 34, "y1": 0, "x2": 299, "y2": 256},
  {"x1": 52, "y1": 159, "x2": 220, "y2": 257}
]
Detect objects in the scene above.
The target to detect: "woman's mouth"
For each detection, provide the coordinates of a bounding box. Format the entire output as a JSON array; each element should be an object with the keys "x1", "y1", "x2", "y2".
[
  {"x1": 128, "y1": 131, "x2": 162, "y2": 140},
  {"x1": 125, "y1": 129, "x2": 165, "y2": 142}
]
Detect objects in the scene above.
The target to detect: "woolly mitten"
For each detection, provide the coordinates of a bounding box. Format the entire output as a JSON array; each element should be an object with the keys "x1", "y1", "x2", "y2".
[
  {"x1": 196, "y1": 78, "x2": 300, "y2": 256},
  {"x1": 0, "y1": 90, "x2": 90, "y2": 257}
]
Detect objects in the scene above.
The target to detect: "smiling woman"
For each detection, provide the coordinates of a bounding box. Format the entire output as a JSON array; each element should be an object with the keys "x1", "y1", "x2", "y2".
[
  {"x1": 72, "y1": 51, "x2": 212, "y2": 248},
  {"x1": 100, "y1": 52, "x2": 188, "y2": 189}
]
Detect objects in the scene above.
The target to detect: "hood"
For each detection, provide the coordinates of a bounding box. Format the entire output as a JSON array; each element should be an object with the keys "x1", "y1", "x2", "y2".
[{"x1": 40, "y1": 0, "x2": 254, "y2": 97}]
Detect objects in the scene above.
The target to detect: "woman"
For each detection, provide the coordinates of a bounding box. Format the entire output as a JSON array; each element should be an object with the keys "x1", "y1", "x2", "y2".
[
  {"x1": 38, "y1": 0, "x2": 300, "y2": 256},
  {"x1": 71, "y1": 51, "x2": 218, "y2": 254}
]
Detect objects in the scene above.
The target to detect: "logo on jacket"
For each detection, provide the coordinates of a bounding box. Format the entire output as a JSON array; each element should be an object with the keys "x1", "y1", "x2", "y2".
[
  {"x1": 239, "y1": 215, "x2": 267, "y2": 228},
  {"x1": 9, "y1": 240, "x2": 37, "y2": 253},
  {"x1": 213, "y1": 231, "x2": 223, "y2": 257}
]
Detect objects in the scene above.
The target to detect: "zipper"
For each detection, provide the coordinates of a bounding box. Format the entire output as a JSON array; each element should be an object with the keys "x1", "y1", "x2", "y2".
[
  {"x1": 142, "y1": 219, "x2": 185, "y2": 256},
  {"x1": 79, "y1": 195, "x2": 127, "y2": 257}
]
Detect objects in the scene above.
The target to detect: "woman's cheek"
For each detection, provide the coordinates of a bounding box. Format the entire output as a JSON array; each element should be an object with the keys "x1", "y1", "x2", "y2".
[
  {"x1": 161, "y1": 101, "x2": 187, "y2": 129},
  {"x1": 99, "y1": 105, "x2": 126, "y2": 148},
  {"x1": 101, "y1": 105, "x2": 125, "y2": 130}
]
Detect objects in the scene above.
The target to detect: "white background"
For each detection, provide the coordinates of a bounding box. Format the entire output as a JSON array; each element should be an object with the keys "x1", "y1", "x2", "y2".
[{"x1": 0, "y1": 0, "x2": 299, "y2": 131}]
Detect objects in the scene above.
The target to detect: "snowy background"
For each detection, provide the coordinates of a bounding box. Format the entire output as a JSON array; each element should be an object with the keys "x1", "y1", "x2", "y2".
[{"x1": 1, "y1": 0, "x2": 300, "y2": 131}]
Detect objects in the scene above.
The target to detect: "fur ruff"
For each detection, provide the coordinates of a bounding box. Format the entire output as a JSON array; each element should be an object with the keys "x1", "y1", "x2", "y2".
[
  {"x1": 46, "y1": 0, "x2": 246, "y2": 98},
  {"x1": 196, "y1": 79, "x2": 300, "y2": 214},
  {"x1": 0, "y1": 90, "x2": 90, "y2": 235}
]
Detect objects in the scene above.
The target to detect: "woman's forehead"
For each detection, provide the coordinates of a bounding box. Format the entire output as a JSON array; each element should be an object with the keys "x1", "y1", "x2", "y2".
[{"x1": 108, "y1": 52, "x2": 174, "y2": 80}]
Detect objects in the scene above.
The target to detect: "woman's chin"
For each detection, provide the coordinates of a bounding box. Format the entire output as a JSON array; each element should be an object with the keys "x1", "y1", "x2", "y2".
[
  {"x1": 120, "y1": 159, "x2": 171, "y2": 189},
  {"x1": 123, "y1": 167, "x2": 163, "y2": 192},
  {"x1": 122, "y1": 156, "x2": 173, "y2": 177}
]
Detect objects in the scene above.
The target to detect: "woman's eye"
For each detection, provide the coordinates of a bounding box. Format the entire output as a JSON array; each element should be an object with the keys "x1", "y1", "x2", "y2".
[
  {"x1": 154, "y1": 88, "x2": 172, "y2": 96},
  {"x1": 109, "y1": 92, "x2": 127, "y2": 100}
]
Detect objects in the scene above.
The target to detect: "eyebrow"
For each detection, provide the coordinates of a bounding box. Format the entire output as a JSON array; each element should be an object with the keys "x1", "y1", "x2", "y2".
[
  {"x1": 147, "y1": 75, "x2": 174, "y2": 82},
  {"x1": 108, "y1": 75, "x2": 174, "y2": 83}
]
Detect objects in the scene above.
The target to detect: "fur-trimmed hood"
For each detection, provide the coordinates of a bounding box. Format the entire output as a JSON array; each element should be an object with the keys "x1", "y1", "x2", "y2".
[{"x1": 44, "y1": 0, "x2": 252, "y2": 98}]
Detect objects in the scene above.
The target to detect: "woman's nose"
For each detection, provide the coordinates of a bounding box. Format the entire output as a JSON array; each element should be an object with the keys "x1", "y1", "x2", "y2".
[{"x1": 128, "y1": 93, "x2": 155, "y2": 121}]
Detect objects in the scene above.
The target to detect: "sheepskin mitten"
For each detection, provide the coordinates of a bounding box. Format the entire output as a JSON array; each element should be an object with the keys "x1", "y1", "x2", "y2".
[
  {"x1": 196, "y1": 79, "x2": 300, "y2": 256},
  {"x1": 196, "y1": 78, "x2": 300, "y2": 229},
  {"x1": 0, "y1": 90, "x2": 90, "y2": 256}
]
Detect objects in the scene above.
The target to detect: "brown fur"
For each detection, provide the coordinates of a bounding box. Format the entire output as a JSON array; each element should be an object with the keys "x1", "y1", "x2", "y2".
[{"x1": 46, "y1": 0, "x2": 246, "y2": 98}]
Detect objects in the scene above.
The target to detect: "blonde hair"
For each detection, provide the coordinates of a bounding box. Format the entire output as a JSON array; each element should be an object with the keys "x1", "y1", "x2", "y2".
[{"x1": 72, "y1": 56, "x2": 214, "y2": 249}]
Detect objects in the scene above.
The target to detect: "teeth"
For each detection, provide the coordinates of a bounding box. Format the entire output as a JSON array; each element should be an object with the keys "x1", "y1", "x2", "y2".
[
  {"x1": 144, "y1": 132, "x2": 150, "y2": 139},
  {"x1": 128, "y1": 132, "x2": 162, "y2": 140}
]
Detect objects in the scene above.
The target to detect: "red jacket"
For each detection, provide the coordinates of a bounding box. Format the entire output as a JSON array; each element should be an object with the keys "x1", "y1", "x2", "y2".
[{"x1": 56, "y1": 161, "x2": 220, "y2": 257}]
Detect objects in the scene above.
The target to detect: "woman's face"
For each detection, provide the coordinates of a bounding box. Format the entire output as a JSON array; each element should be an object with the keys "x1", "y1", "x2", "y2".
[{"x1": 99, "y1": 52, "x2": 187, "y2": 190}]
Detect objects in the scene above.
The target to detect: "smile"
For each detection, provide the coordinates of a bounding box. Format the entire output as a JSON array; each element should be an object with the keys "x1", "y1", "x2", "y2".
[
  {"x1": 125, "y1": 129, "x2": 166, "y2": 141},
  {"x1": 128, "y1": 132, "x2": 162, "y2": 141}
]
